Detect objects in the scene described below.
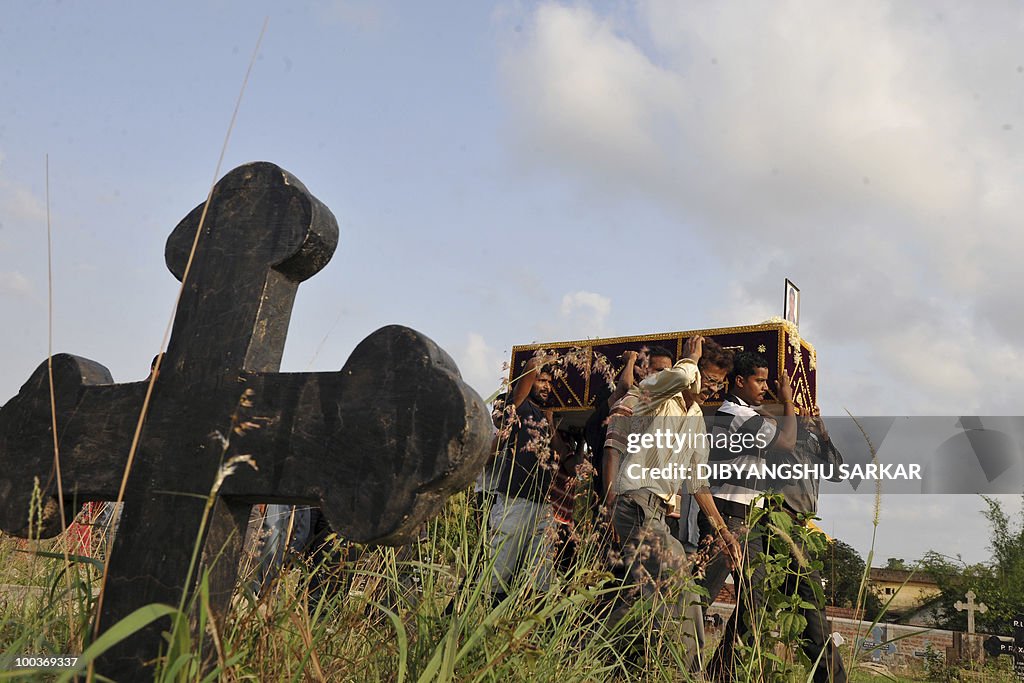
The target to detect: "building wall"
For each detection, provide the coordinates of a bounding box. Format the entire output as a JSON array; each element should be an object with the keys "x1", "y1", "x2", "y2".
[
  {"x1": 708, "y1": 603, "x2": 956, "y2": 670},
  {"x1": 873, "y1": 579, "x2": 940, "y2": 613}
]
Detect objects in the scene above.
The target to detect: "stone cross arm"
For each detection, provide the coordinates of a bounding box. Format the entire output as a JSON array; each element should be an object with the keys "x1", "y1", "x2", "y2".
[
  {"x1": 0, "y1": 324, "x2": 489, "y2": 545},
  {"x1": 0, "y1": 354, "x2": 145, "y2": 537},
  {"x1": 222, "y1": 323, "x2": 492, "y2": 544}
]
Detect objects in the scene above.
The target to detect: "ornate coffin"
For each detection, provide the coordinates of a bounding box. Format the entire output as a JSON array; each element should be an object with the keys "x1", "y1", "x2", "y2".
[{"x1": 509, "y1": 321, "x2": 816, "y2": 427}]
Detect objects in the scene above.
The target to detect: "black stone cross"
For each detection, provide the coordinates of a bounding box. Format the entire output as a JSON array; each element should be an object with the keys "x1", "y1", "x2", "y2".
[
  {"x1": 1018, "y1": 614, "x2": 1024, "y2": 681},
  {"x1": 982, "y1": 615, "x2": 1024, "y2": 681},
  {"x1": 0, "y1": 162, "x2": 491, "y2": 679}
]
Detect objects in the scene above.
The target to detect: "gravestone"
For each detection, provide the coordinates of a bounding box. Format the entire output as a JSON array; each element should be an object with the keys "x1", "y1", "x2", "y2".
[
  {"x1": 861, "y1": 625, "x2": 897, "y2": 663},
  {"x1": 954, "y1": 590, "x2": 989, "y2": 635},
  {"x1": 1018, "y1": 614, "x2": 1024, "y2": 681},
  {"x1": 983, "y1": 615, "x2": 1024, "y2": 681},
  {"x1": 0, "y1": 162, "x2": 491, "y2": 679}
]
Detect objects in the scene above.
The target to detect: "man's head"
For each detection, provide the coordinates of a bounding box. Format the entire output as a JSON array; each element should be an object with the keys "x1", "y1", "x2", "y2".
[
  {"x1": 530, "y1": 366, "x2": 554, "y2": 405},
  {"x1": 698, "y1": 338, "x2": 734, "y2": 404},
  {"x1": 646, "y1": 346, "x2": 675, "y2": 377},
  {"x1": 729, "y1": 351, "x2": 770, "y2": 406}
]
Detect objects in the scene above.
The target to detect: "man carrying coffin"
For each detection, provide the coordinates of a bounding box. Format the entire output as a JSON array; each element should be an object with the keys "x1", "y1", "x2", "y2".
[
  {"x1": 602, "y1": 336, "x2": 741, "y2": 670},
  {"x1": 773, "y1": 407, "x2": 848, "y2": 682},
  {"x1": 699, "y1": 350, "x2": 799, "y2": 681},
  {"x1": 489, "y1": 356, "x2": 569, "y2": 604}
]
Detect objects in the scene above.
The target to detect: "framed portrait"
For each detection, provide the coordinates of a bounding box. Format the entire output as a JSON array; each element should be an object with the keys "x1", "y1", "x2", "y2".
[{"x1": 784, "y1": 279, "x2": 800, "y2": 327}]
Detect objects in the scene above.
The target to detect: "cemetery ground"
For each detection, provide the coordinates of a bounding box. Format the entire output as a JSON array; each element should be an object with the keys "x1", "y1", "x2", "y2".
[{"x1": 1, "y1": 492, "x2": 1019, "y2": 682}]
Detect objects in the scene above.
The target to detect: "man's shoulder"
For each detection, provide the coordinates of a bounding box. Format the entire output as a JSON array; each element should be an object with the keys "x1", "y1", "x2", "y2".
[
  {"x1": 716, "y1": 397, "x2": 756, "y2": 418},
  {"x1": 517, "y1": 398, "x2": 545, "y2": 416},
  {"x1": 610, "y1": 390, "x2": 639, "y2": 415}
]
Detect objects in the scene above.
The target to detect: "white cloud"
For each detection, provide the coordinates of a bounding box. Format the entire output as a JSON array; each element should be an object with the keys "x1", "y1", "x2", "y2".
[
  {"x1": 0, "y1": 179, "x2": 46, "y2": 228},
  {"x1": 0, "y1": 271, "x2": 31, "y2": 296},
  {"x1": 0, "y1": 149, "x2": 47, "y2": 255},
  {"x1": 501, "y1": 1, "x2": 1024, "y2": 414},
  {"x1": 456, "y1": 332, "x2": 507, "y2": 399},
  {"x1": 560, "y1": 290, "x2": 611, "y2": 336}
]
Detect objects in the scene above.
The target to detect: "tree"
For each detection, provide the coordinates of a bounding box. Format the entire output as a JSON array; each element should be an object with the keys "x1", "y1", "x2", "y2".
[
  {"x1": 820, "y1": 538, "x2": 882, "y2": 619},
  {"x1": 885, "y1": 557, "x2": 907, "y2": 570},
  {"x1": 921, "y1": 495, "x2": 1024, "y2": 636}
]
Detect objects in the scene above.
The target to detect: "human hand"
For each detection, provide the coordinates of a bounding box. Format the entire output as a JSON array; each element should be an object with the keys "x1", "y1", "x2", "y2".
[
  {"x1": 683, "y1": 335, "x2": 704, "y2": 363},
  {"x1": 715, "y1": 527, "x2": 743, "y2": 570},
  {"x1": 776, "y1": 369, "x2": 795, "y2": 404},
  {"x1": 524, "y1": 355, "x2": 543, "y2": 374}
]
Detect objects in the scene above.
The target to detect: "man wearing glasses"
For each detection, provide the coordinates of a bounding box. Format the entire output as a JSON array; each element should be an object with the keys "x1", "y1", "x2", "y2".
[
  {"x1": 601, "y1": 336, "x2": 742, "y2": 671},
  {"x1": 672, "y1": 340, "x2": 735, "y2": 552}
]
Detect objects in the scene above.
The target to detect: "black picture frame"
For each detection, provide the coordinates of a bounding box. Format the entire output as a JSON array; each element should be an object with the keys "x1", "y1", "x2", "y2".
[{"x1": 784, "y1": 279, "x2": 800, "y2": 327}]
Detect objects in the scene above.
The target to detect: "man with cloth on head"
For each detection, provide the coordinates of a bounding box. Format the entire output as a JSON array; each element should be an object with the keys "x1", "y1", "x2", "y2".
[{"x1": 602, "y1": 336, "x2": 742, "y2": 671}]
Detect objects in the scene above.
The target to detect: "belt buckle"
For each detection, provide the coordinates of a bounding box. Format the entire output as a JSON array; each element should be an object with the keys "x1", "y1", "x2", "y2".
[{"x1": 665, "y1": 493, "x2": 679, "y2": 516}]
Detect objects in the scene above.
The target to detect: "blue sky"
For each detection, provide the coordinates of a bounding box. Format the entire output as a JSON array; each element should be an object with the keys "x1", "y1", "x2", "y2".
[{"x1": 2, "y1": 1, "x2": 1022, "y2": 566}]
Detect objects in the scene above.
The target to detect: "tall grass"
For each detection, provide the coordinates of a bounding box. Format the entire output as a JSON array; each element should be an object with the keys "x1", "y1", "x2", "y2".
[
  {"x1": 4, "y1": 406, "x2": 1013, "y2": 681},
  {"x1": 2, "y1": 483, "x2": 1019, "y2": 681}
]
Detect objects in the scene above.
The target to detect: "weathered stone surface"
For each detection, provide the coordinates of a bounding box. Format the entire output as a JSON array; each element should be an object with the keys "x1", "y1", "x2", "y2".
[{"x1": 0, "y1": 162, "x2": 491, "y2": 680}]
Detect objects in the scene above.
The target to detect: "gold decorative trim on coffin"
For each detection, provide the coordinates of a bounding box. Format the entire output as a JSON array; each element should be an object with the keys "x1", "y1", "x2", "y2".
[{"x1": 509, "y1": 322, "x2": 816, "y2": 426}]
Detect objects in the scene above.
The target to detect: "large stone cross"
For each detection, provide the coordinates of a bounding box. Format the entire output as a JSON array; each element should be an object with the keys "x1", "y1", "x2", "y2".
[
  {"x1": 955, "y1": 589, "x2": 988, "y2": 635},
  {"x1": 0, "y1": 162, "x2": 491, "y2": 679}
]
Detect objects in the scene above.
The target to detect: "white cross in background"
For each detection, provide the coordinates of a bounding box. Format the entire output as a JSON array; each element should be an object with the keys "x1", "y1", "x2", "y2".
[{"x1": 954, "y1": 589, "x2": 989, "y2": 634}]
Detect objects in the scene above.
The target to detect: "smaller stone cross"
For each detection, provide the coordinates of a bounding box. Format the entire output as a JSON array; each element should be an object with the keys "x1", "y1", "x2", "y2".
[
  {"x1": 955, "y1": 590, "x2": 988, "y2": 635},
  {"x1": 861, "y1": 625, "x2": 897, "y2": 662}
]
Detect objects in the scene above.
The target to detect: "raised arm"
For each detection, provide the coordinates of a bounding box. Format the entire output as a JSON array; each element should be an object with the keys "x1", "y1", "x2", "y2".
[
  {"x1": 637, "y1": 336, "x2": 702, "y2": 403},
  {"x1": 770, "y1": 369, "x2": 798, "y2": 454},
  {"x1": 601, "y1": 395, "x2": 636, "y2": 509},
  {"x1": 602, "y1": 444, "x2": 620, "y2": 509},
  {"x1": 511, "y1": 356, "x2": 542, "y2": 408},
  {"x1": 607, "y1": 350, "x2": 639, "y2": 406}
]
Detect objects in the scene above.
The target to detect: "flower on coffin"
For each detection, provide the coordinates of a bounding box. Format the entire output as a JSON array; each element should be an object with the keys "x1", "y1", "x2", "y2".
[
  {"x1": 590, "y1": 348, "x2": 616, "y2": 387},
  {"x1": 763, "y1": 316, "x2": 803, "y2": 355},
  {"x1": 763, "y1": 316, "x2": 817, "y2": 364}
]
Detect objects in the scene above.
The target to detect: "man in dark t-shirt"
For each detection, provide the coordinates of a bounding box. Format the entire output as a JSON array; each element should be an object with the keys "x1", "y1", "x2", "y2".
[{"x1": 488, "y1": 356, "x2": 568, "y2": 604}]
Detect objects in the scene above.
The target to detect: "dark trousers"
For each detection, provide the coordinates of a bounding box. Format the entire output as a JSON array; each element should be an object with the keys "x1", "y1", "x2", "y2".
[
  {"x1": 777, "y1": 531, "x2": 847, "y2": 683},
  {"x1": 698, "y1": 510, "x2": 767, "y2": 680},
  {"x1": 607, "y1": 491, "x2": 703, "y2": 672},
  {"x1": 698, "y1": 509, "x2": 846, "y2": 683}
]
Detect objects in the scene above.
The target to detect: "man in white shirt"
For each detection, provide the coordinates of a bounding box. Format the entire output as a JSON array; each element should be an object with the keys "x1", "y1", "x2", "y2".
[{"x1": 602, "y1": 336, "x2": 742, "y2": 670}]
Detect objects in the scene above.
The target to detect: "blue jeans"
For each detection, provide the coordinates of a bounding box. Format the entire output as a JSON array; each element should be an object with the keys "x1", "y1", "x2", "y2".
[{"x1": 487, "y1": 494, "x2": 554, "y2": 596}]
